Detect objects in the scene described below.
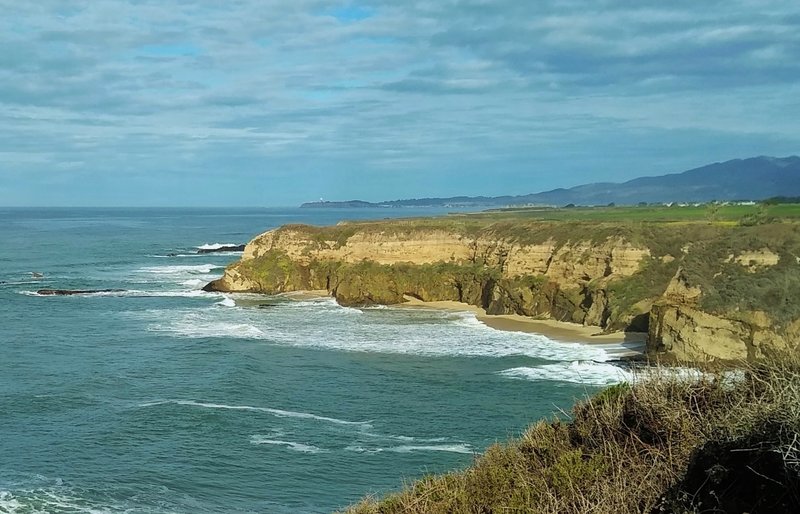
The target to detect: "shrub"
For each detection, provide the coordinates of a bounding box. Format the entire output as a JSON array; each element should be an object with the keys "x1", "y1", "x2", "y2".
[{"x1": 344, "y1": 357, "x2": 800, "y2": 514}]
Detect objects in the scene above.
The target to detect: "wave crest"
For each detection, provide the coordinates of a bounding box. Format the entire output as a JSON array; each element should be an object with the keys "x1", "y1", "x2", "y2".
[
  {"x1": 499, "y1": 362, "x2": 630, "y2": 385},
  {"x1": 138, "y1": 400, "x2": 372, "y2": 428},
  {"x1": 249, "y1": 436, "x2": 326, "y2": 454}
]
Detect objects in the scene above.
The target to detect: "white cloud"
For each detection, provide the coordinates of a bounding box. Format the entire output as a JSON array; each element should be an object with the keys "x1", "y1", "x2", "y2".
[{"x1": 0, "y1": 0, "x2": 798, "y2": 205}]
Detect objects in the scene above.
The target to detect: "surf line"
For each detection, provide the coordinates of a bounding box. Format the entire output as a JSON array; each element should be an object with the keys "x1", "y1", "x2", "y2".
[{"x1": 138, "y1": 400, "x2": 373, "y2": 428}]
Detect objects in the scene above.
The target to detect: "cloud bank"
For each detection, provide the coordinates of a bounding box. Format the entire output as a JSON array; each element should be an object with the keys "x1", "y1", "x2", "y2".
[{"x1": 1, "y1": 0, "x2": 798, "y2": 205}]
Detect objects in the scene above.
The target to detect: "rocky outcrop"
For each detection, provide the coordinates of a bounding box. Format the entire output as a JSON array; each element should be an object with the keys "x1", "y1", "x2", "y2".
[
  {"x1": 206, "y1": 220, "x2": 800, "y2": 361},
  {"x1": 648, "y1": 269, "x2": 799, "y2": 361},
  {"x1": 648, "y1": 303, "x2": 799, "y2": 361},
  {"x1": 36, "y1": 289, "x2": 126, "y2": 296},
  {"x1": 197, "y1": 244, "x2": 245, "y2": 254},
  {"x1": 207, "y1": 223, "x2": 651, "y2": 331}
]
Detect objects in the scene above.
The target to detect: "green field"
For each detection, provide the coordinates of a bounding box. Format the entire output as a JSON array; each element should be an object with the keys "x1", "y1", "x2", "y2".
[{"x1": 467, "y1": 202, "x2": 800, "y2": 223}]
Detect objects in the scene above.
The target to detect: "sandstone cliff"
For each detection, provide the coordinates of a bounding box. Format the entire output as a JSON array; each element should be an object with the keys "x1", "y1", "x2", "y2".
[{"x1": 206, "y1": 218, "x2": 800, "y2": 361}]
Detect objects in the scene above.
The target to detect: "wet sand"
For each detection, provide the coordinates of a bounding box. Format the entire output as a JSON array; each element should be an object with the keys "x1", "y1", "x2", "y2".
[
  {"x1": 280, "y1": 290, "x2": 331, "y2": 300},
  {"x1": 399, "y1": 297, "x2": 647, "y2": 348}
]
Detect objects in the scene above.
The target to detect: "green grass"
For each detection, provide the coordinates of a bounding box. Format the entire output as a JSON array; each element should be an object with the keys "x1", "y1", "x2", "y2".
[
  {"x1": 344, "y1": 358, "x2": 800, "y2": 514},
  {"x1": 331, "y1": 259, "x2": 499, "y2": 306},
  {"x1": 472, "y1": 202, "x2": 800, "y2": 223},
  {"x1": 279, "y1": 204, "x2": 800, "y2": 251},
  {"x1": 605, "y1": 257, "x2": 680, "y2": 329}
]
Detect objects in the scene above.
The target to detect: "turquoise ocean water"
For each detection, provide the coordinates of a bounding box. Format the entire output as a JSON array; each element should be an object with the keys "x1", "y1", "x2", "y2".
[{"x1": 0, "y1": 208, "x2": 630, "y2": 513}]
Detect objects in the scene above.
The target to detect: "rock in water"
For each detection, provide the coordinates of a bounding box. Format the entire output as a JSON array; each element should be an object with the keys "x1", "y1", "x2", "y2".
[
  {"x1": 36, "y1": 289, "x2": 126, "y2": 296},
  {"x1": 197, "y1": 244, "x2": 245, "y2": 254}
]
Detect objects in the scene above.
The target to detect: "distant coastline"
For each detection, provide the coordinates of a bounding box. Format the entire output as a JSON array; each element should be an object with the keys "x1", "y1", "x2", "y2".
[{"x1": 301, "y1": 155, "x2": 800, "y2": 209}]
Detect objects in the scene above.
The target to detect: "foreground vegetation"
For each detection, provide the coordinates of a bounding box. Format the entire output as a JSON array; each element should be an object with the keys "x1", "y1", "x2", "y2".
[{"x1": 344, "y1": 358, "x2": 800, "y2": 513}]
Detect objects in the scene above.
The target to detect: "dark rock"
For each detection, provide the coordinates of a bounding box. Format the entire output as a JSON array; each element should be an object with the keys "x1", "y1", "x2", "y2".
[
  {"x1": 202, "y1": 280, "x2": 221, "y2": 292},
  {"x1": 197, "y1": 245, "x2": 245, "y2": 254},
  {"x1": 654, "y1": 428, "x2": 800, "y2": 513},
  {"x1": 36, "y1": 289, "x2": 126, "y2": 296}
]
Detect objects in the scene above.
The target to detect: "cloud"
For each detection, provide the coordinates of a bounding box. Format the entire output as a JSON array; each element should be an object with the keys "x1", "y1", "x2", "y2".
[{"x1": 0, "y1": 0, "x2": 798, "y2": 206}]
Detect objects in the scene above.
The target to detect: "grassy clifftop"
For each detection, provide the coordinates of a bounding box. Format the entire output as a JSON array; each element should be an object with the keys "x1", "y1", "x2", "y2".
[
  {"x1": 209, "y1": 203, "x2": 800, "y2": 360},
  {"x1": 344, "y1": 358, "x2": 800, "y2": 514}
]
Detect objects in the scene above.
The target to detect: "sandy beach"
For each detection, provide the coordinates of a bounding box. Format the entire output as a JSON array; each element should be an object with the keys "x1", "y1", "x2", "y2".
[
  {"x1": 280, "y1": 290, "x2": 647, "y2": 352},
  {"x1": 398, "y1": 296, "x2": 647, "y2": 348}
]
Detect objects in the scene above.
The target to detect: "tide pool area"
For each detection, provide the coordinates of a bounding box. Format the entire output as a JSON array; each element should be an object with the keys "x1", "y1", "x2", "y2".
[{"x1": 0, "y1": 208, "x2": 629, "y2": 513}]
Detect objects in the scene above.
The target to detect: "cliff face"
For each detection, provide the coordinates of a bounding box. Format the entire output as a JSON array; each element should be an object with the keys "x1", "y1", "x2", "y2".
[
  {"x1": 206, "y1": 219, "x2": 800, "y2": 361},
  {"x1": 208, "y1": 224, "x2": 651, "y2": 328},
  {"x1": 648, "y1": 269, "x2": 800, "y2": 361}
]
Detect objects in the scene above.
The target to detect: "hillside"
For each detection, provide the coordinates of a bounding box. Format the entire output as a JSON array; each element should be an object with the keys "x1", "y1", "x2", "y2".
[
  {"x1": 206, "y1": 203, "x2": 800, "y2": 362},
  {"x1": 344, "y1": 358, "x2": 800, "y2": 513},
  {"x1": 301, "y1": 156, "x2": 800, "y2": 208}
]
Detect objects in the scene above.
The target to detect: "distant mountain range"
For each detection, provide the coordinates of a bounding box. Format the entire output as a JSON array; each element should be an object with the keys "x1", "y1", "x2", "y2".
[{"x1": 301, "y1": 156, "x2": 800, "y2": 208}]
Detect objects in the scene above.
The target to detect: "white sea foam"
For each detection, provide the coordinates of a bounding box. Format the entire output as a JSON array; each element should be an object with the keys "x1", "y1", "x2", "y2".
[
  {"x1": 196, "y1": 243, "x2": 241, "y2": 251},
  {"x1": 361, "y1": 433, "x2": 449, "y2": 443},
  {"x1": 388, "y1": 444, "x2": 473, "y2": 454},
  {"x1": 216, "y1": 296, "x2": 236, "y2": 308},
  {"x1": 343, "y1": 445, "x2": 383, "y2": 454},
  {"x1": 280, "y1": 297, "x2": 363, "y2": 315},
  {"x1": 249, "y1": 436, "x2": 326, "y2": 453},
  {"x1": 106, "y1": 290, "x2": 216, "y2": 298},
  {"x1": 499, "y1": 362, "x2": 632, "y2": 385},
  {"x1": 452, "y1": 312, "x2": 486, "y2": 328},
  {"x1": 136, "y1": 264, "x2": 222, "y2": 275},
  {"x1": 0, "y1": 489, "x2": 113, "y2": 514},
  {"x1": 182, "y1": 278, "x2": 206, "y2": 288},
  {"x1": 138, "y1": 302, "x2": 612, "y2": 362},
  {"x1": 345, "y1": 444, "x2": 473, "y2": 454},
  {"x1": 148, "y1": 315, "x2": 266, "y2": 339},
  {"x1": 0, "y1": 491, "x2": 22, "y2": 513},
  {"x1": 139, "y1": 400, "x2": 372, "y2": 428},
  {"x1": 501, "y1": 362, "x2": 734, "y2": 387}
]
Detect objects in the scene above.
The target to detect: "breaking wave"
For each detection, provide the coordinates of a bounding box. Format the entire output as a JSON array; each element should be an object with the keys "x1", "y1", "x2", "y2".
[
  {"x1": 136, "y1": 264, "x2": 223, "y2": 275},
  {"x1": 499, "y1": 362, "x2": 631, "y2": 385},
  {"x1": 137, "y1": 302, "x2": 615, "y2": 362},
  {"x1": 249, "y1": 436, "x2": 327, "y2": 454},
  {"x1": 138, "y1": 400, "x2": 373, "y2": 428},
  {"x1": 344, "y1": 444, "x2": 473, "y2": 454},
  {"x1": 196, "y1": 243, "x2": 241, "y2": 251}
]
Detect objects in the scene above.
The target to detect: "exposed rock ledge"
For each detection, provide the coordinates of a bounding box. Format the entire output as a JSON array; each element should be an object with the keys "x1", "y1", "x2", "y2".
[{"x1": 206, "y1": 220, "x2": 800, "y2": 362}]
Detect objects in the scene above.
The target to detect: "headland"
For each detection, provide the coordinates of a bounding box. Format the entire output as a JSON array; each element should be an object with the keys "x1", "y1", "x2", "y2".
[{"x1": 206, "y1": 203, "x2": 800, "y2": 362}]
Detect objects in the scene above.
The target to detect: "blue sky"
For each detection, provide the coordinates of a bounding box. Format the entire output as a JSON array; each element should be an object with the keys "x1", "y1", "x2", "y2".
[{"x1": 1, "y1": 0, "x2": 799, "y2": 206}]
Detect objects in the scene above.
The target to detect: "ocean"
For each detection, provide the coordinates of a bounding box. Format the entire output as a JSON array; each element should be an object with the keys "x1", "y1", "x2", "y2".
[{"x1": 0, "y1": 208, "x2": 630, "y2": 513}]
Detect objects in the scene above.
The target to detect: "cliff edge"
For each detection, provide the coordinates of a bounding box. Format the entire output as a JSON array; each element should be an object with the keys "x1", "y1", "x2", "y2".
[{"x1": 206, "y1": 215, "x2": 800, "y2": 361}]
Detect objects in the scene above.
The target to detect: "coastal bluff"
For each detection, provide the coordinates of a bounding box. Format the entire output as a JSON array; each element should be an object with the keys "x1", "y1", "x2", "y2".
[{"x1": 205, "y1": 215, "x2": 800, "y2": 361}]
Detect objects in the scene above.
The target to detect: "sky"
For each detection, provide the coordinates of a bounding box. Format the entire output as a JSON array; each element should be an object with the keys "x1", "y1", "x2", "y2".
[{"x1": 1, "y1": 0, "x2": 799, "y2": 207}]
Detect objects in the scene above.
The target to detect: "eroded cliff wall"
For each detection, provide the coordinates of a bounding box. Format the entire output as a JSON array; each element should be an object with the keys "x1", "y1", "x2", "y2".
[{"x1": 206, "y1": 219, "x2": 800, "y2": 361}]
